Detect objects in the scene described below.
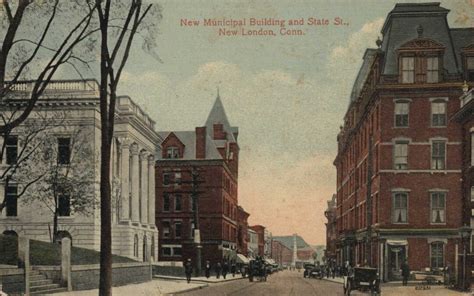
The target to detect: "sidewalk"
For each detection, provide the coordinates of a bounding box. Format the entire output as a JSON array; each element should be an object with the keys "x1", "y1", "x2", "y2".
[
  {"x1": 154, "y1": 274, "x2": 246, "y2": 283},
  {"x1": 48, "y1": 279, "x2": 208, "y2": 296},
  {"x1": 48, "y1": 275, "x2": 245, "y2": 295}
]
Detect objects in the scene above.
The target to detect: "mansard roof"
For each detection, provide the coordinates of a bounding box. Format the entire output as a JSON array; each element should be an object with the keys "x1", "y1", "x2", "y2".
[{"x1": 380, "y1": 3, "x2": 459, "y2": 75}]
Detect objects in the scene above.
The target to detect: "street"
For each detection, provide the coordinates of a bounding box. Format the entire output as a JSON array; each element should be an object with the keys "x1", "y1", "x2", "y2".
[{"x1": 179, "y1": 270, "x2": 344, "y2": 296}]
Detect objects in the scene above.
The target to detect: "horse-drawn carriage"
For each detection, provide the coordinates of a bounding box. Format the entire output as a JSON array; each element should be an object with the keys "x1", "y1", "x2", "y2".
[
  {"x1": 343, "y1": 267, "x2": 381, "y2": 295},
  {"x1": 248, "y1": 257, "x2": 267, "y2": 282}
]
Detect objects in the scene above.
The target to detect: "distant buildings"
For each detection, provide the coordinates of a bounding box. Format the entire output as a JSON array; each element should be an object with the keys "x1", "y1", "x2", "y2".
[
  {"x1": 249, "y1": 225, "x2": 265, "y2": 257},
  {"x1": 272, "y1": 235, "x2": 316, "y2": 266},
  {"x1": 324, "y1": 194, "x2": 337, "y2": 262},
  {"x1": 333, "y1": 2, "x2": 473, "y2": 282},
  {"x1": 0, "y1": 79, "x2": 159, "y2": 262},
  {"x1": 155, "y1": 92, "x2": 247, "y2": 266}
]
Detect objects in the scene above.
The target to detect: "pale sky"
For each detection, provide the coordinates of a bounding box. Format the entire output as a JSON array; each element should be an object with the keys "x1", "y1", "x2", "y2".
[{"x1": 114, "y1": 0, "x2": 472, "y2": 245}]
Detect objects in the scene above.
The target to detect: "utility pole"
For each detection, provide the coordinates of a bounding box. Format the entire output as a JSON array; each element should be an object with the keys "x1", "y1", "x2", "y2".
[
  {"x1": 191, "y1": 168, "x2": 202, "y2": 277},
  {"x1": 365, "y1": 135, "x2": 373, "y2": 266}
]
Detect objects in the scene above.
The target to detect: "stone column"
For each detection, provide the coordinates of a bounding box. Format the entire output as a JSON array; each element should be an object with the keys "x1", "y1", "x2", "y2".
[
  {"x1": 18, "y1": 236, "x2": 30, "y2": 295},
  {"x1": 140, "y1": 151, "x2": 148, "y2": 224},
  {"x1": 61, "y1": 237, "x2": 72, "y2": 291},
  {"x1": 130, "y1": 143, "x2": 140, "y2": 223},
  {"x1": 120, "y1": 139, "x2": 130, "y2": 221},
  {"x1": 148, "y1": 155, "x2": 156, "y2": 226}
]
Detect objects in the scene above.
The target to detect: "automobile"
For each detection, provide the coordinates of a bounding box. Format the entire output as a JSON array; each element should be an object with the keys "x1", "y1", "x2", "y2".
[
  {"x1": 303, "y1": 264, "x2": 315, "y2": 278},
  {"x1": 343, "y1": 267, "x2": 381, "y2": 296}
]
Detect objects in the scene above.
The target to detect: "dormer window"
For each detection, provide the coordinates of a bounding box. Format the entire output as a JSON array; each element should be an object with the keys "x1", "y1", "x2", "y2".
[
  {"x1": 166, "y1": 146, "x2": 180, "y2": 158},
  {"x1": 401, "y1": 57, "x2": 415, "y2": 83},
  {"x1": 426, "y1": 57, "x2": 439, "y2": 83},
  {"x1": 398, "y1": 37, "x2": 445, "y2": 84}
]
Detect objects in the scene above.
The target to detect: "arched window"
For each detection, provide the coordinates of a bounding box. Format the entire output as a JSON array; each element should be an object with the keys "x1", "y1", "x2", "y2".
[
  {"x1": 134, "y1": 234, "x2": 139, "y2": 257},
  {"x1": 143, "y1": 235, "x2": 147, "y2": 262},
  {"x1": 2, "y1": 230, "x2": 18, "y2": 237}
]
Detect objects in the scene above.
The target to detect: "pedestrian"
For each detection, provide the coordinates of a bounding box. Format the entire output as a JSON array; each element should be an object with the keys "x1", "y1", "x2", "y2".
[
  {"x1": 184, "y1": 258, "x2": 193, "y2": 283},
  {"x1": 231, "y1": 261, "x2": 236, "y2": 277},
  {"x1": 222, "y1": 260, "x2": 229, "y2": 279},
  {"x1": 401, "y1": 260, "x2": 410, "y2": 286},
  {"x1": 205, "y1": 260, "x2": 211, "y2": 279},
  {"x1": 215, "y1": 262, "x2": 222, "y2": 279}
]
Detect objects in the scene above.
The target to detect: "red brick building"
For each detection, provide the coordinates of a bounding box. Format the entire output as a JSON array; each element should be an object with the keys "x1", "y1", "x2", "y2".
[
  {"x1": 249, "y1": 225, "x2": 265, "y2": 257},
  {"x1": 333, "y1": 3, "x2": 474, "y2": 282},
  {"x1": 325, "y1": 194, "x2": 337, "y2": 261},
  {"x1": 271, "y1": 240, "x2": 292, "y2": 266},
  {"x1": 237, "y1": 206, "x2": 250, "y2": 256},
  {"x1": 155, "y1": 93, "x2": 242, "y2": 267},
  {"x1": 452, "y1": 85, "x2": 473, "y2": 286}
]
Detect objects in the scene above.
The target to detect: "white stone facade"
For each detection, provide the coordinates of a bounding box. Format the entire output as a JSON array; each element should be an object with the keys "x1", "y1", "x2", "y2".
[{"x1": 0, "y1": 79, "x2": 160, "y2": 262}]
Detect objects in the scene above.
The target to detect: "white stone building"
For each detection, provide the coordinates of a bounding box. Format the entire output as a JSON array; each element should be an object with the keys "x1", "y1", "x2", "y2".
[{"x1": 0, "y1": 79, "x2": 160, "y2": 262}]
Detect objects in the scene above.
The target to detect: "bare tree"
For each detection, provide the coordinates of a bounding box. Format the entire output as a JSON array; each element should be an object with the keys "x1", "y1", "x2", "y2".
[
  {"x1": 94, "y1": 1, "x2": 161, "y2": 294},
  {"x1": 0, "y1": 110, "x2": 63, "y2": 213},
  {"x1": 0, "y1": 0, "x2": 97, "y2": 138},
  {"x1": 20, "y1": 125, "x2": 96, "y2": 242}
]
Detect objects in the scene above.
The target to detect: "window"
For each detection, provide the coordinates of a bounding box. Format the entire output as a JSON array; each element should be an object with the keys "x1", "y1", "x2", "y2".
[
  {"x1": 173, "y1": 247, "x2": 182, "y2": 256},
  {"x1": 401, "y1": 57, "x2": 415, "y2": 83},
  {"x1": 467, "y1": 56, "x2": 474, "y2": 81},
  {"x1": 394, "y1": 102, "x2": 409, "y2": 127},
  {"x1": 431, "y1": 192, "x2": 446, "y2": 224},
  {"x1": 430, "y1": 242, "x2": 444, "y2": 268},
  {"x1": 5, "y1": 185, "x2": 18, "y2": 217},
  {"x1": 175, "y1": 172, "x2": 182, "y2": 185},
  {"x1": 175, "y1": 195, "x2": 182, "y2": 211},
  {"x1": 151, "y1": 236, "x2": 155, "y2": 260},
  {"x1": 471, "y1": 187, "x2": 474, "y2": 202},
  {"x1": 174, "y1": 222, "x2": 182, "y2": 238},
  {"x1": 394, "y1": 142, "x2": 408, "y2": 170},
  {"x1": 6, "y1": 135, "x2": 18, "y2": 165},
  {"x1": 58, "y1": 194, "x2": 71, "y2": 217},
  {"x1": 162, "y1": 221, "x2": 170, "y2": 238},
  {"x1": 57, "y1": 137, "x2": 71, "y2": 165},
  {"x1": 426, "y1": 57, "x2": 439, "y2": 83},
  {"x1": 163, "y1": 194, "x2": 170, "y2": 212},
  {"x1": 163, "y1": 173, "x2": 172, "y2": 186},
  {"x1": 392, "y1": 192, "x2": 408, "y2": 224},
  {"x1": 166, "y1": 146, "x2": 179, "y2": 158},
  {"x1": 133, "y1": 235, "x2": 139, "y2": 257},
  {"x1": 431, "y1": 101, "x2": 447, "y2": 127},
  {"x1": 431, "y1": 141, "x2": 446, "y2": 170},
  {"x1": 162, "y1": 247, "x2": 171, "y2": 256}
]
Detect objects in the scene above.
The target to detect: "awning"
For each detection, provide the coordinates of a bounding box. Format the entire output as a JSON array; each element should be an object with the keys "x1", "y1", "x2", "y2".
[
  {"x1": 264, "y1": 258, "x2": 276, "y2": 265},
  {"x1": 386, "y1": 239, "x2": 408, "y2": 246},
  {"x1": 236, "y1": 254, "x2": 250, "y2": 264}
]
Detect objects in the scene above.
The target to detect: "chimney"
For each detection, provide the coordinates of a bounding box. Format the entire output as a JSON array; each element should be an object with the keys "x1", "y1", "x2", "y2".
[{"x1": 195, "y1": 127, "x2": 206, "y2": 159}]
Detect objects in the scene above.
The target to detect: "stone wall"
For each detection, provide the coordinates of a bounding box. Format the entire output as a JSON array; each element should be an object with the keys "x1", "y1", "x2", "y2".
[
  {"x1": 0, "y1": 268, "x2": 24, "y2": 294},
  {"x1": 36, "y1": 262, "x2": 152, "y2": 291}
]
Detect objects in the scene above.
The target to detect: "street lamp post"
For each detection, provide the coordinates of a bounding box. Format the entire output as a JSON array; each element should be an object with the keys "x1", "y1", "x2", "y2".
[{"x1": 460, "y1": 225, "x2": 471, "y2": 291}]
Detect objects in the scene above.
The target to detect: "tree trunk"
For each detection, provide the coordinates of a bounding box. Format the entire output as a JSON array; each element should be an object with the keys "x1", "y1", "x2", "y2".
[{"x1": 53, "y1": 207, "x2": 59, "y2": 243}]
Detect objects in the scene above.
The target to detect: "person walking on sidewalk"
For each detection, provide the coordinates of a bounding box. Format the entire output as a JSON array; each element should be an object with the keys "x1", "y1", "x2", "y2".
[
  {"x1": 222, "y1": 260, "x2": 229, "y2": 279},
  {"x1": 401, "y1": 260, "x2": 410, "y2": 286},
  {"x1": 184, "y1": 258, "x2": 193, "y2": 283},
  {"x1": 215, "y1": 262, "x2": 222, "y2": 279},
  {"x1": 231, "y1": 261, "x2": 236, "y2": 277},
  {"x1": 205, "y1": 260, "x2": 211, "y2": 279}
]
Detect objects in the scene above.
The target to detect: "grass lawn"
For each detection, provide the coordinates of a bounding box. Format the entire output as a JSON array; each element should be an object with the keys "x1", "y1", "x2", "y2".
[{"x1": 0, "y1": 234, "x2": 136, "y2": 266}]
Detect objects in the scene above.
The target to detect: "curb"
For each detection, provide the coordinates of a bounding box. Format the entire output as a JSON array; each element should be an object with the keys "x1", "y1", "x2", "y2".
[
  {"x1": 163, "y1": 283, "x2": 209, "y2": 296},
  {"x1": 154, "y1": 275, "x2": 246, "y2": 284}
]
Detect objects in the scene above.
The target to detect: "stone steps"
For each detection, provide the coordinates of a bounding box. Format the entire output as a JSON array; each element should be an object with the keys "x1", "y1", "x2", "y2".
[{"x1": 29, "y1": 270, "x2": 67, "y2": 295}]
